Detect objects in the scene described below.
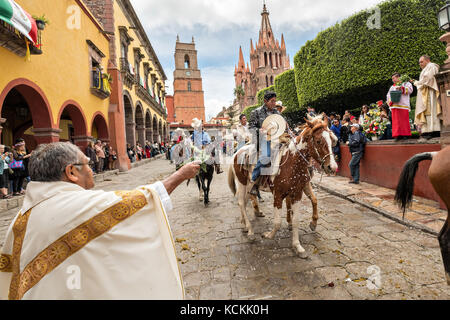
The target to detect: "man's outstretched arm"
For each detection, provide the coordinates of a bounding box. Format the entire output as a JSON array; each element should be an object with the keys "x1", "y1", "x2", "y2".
[{"x1": 163, "y1": 161, "x2": 201, "y2": 195}]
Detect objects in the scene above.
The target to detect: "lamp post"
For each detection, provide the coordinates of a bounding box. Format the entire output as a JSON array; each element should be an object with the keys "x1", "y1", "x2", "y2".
[{"x1": 436, "y1": 0, "x2": 450, "y2": 146}]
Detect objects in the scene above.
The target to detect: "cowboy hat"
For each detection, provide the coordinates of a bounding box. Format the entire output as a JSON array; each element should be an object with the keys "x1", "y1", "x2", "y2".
[
  {"x1": 191, "y1": 118, "x2": 202, "y2": 130},
  {"x1": 262, "y1": 114, "x2": 287, "y2": 141}
]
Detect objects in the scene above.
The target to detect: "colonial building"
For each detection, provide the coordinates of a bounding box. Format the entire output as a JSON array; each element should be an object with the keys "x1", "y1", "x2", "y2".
[
  {"x1": 0, "y1": 0, "x2": 111, "y2": 154},
  {"x1": 85, "y1": 0, "x2": 170, "y2": 170},
  {"x1": 173, "y1": 36, "x2": 206, "y2": 125},
  {"x1": 234, "y1": 4, "x2": 291, "y2": 109},
  {"x1": 0, "y1": 0, "x2": 169, "y2": 172}
]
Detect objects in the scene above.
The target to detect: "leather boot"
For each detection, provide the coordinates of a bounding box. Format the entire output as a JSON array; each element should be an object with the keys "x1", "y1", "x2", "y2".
[{"x1": 250, "y1": 177, "x2": 261, "y2": 196}]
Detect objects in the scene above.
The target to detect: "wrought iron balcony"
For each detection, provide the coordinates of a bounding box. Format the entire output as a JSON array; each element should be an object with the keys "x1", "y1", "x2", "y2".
[
  {"x1": 90, "y1": 69, "x2": 111, "y2": 99},
  {"x1": 119, "y1": 57, "x2": 136, "y2": 89},
  {"x1": 0, "y1": 20, "x2": 42, "y2": 57}
]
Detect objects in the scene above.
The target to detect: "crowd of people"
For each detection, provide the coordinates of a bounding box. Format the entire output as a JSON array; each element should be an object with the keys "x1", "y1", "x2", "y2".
[
  {"x1": 126, "y1": 141, "x2": 168, "y2": 164},
  {"x1": 0, "y1": 138, "x2": 31, "y2": 199},
  {"x1": 85, "y1": 140, "x2": 117, "y2": 174}
]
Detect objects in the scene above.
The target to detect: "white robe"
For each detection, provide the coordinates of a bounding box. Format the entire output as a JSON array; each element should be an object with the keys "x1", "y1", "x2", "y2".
[
  {"x1": 414, "y1": 62, "x2": 442, "y2": 133},
  {"x1": 0, "y1": 181, "x2": 184, "y2": 300}
]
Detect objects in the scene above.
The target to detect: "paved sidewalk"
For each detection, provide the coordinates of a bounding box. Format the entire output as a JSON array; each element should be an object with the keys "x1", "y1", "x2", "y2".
[{"x1": 311, "y1": 175, "x2": 446, "y2": 236}]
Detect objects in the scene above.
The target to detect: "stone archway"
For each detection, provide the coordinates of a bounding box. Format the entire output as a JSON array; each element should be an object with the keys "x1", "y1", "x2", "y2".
[
  {"x1": 0, "y1": 79, "x2": 56, "y2": 150},
  {"x1": 158, "y1": 120, "x2": 162, "y2": 143},
  {"x1": 152, "y1": 115, "x2": 158, "y2": 143},
  {"x1": 123, "y1": 91, "x2": 135, "y2": 147},
  {"x1": 57, "y1": 100, "x2": 89, "y2": 149},
  {"x1": 145, "y1": 111, "x2": 152, "y2": 143},
  {"x1": 91, "y1": 112, "x2": 109, "y2": 142},
  {"x1": 135, "y1": 102, "x2": 145, "y2": 145}
]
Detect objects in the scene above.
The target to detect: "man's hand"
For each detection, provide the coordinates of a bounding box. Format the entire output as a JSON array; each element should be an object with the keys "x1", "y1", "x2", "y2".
[
  {"x1": 163, "y1": 161, "x2": 201, "y2": 195},
  {"x1": 178, "y1": 161, "x2": 201, "y2": 180}
]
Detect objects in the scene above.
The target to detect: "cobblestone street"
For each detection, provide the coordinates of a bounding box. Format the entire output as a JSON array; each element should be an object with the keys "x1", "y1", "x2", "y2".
[{"x1": 1, "y1": 159, "x2": 449, "y2": 300}]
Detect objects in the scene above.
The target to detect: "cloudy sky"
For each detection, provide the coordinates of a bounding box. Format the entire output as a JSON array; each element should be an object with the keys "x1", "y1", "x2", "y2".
[{"x1": 130, "y1": 0, "x2": 382, "y2": 120}]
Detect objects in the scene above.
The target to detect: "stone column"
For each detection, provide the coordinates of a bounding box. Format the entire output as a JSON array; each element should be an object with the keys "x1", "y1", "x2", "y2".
[
  {"x1": 136, "y1": 125, "x2": 146, "y2": 145},
  {"x1": 146, "y1": 128, "x2": 153, "y2": 143},
  {"x1": 31, "y1": 128, "x2": 62, "y2": 145},
  {"x1": 73, "y1": 136, "x2": 94, "y2": 150},
  {"x1": 436, "y1": 32, "x2": 450, "y2": 148}
]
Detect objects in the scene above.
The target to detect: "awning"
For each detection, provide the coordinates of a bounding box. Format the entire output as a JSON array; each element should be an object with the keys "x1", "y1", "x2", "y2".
[{"x1": 0, "y1": 0, "x2": 37, "y2": 44}]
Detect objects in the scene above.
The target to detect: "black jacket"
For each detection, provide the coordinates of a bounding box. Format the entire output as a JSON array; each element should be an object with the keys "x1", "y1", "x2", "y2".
[
  {"x1": 348, "y1": 131, "x2": 367, "y2": 154},
  {"x1": 249, "y1": 104, "x2": 280, "y2": 130}
]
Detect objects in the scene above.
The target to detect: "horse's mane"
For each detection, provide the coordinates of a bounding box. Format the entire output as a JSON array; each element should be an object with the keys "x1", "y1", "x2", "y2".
[{"x1": 296, "y1": 120, "x2": 327, "y2": 143}]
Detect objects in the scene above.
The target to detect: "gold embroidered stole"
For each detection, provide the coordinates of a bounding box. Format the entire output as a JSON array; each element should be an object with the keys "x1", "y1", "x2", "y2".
[{"x1": 7, "y1": 190, "x2": 147, "y2": 300}]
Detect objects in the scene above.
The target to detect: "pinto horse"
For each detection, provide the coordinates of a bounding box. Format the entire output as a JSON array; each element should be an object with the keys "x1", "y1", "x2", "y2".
[
  {"x1": 228, "y1": 116, "x2": 338, "y2": 258},
  {"x1": 196, "y1": 163, "x2": 214, "y2": 206},
  {"x1": 395, "y1": 147, "x2": 450, "y2": 285}
]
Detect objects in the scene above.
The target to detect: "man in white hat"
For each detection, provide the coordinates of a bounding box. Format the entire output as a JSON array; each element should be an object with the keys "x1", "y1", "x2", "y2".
[{"x1": 191, "y1": 118, "x2": 211, "y2": 149}]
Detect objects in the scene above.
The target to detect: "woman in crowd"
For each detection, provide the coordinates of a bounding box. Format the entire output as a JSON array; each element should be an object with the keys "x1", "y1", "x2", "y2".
[
  {"x1": 359, "y1": 105, "x2": 370, "y2": 124},
  {"x1": 380, "y1": 103, "x2": 393, "y2": 140},
  {"x1": 127, "y1": 143, "x2": 136, "y2": 163},
  {"x1": 85, "y1": 141, "x2": 97, "y2": 173},
  {"x1": 0, "y1": 145, "x2": 12, "y2": 199},
  {"x1": 11, "y1": 139, "x2": 30, "y2": 196},
  {"x1": 108, "y1": 145, "x2": 117, "y2": 170},
  {"x1": 340, "y1": 117, "x2": 351, "y2": 143}
]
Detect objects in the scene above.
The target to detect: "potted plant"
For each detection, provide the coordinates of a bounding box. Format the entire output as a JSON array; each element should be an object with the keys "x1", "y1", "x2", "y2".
[
  {"x1": 32, "y1": 14, "x2": 50, "y2": 30},
  {"x1": 390, "y1": 74, "x2": 411, "y2": 103}
]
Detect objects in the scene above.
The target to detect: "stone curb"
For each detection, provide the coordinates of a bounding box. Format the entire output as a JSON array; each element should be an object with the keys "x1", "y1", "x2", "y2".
[
  {"x1": 130, "y1": 154, "x2": 165, "y2": 169},
  {"x1": 311, "y1": 182, "x2": 439, "y2": 237}
]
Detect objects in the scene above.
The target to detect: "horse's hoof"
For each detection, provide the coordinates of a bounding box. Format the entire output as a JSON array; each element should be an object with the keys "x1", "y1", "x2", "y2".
[
  {"x1": 255, "y1": 212, "x2": 265, "y2": 218},
  {"x1": 263, "y1": 232, "x2": 274, "y2": 240},
  {"x1": 288, "y1": 224, "x2": 293, "y2": 231},
  {"x1": 310, "y1": 222, "x2": 317, "y2": 232},
  {"x1": 297, "y1": 250, "x2": 309, "y2": 259}
]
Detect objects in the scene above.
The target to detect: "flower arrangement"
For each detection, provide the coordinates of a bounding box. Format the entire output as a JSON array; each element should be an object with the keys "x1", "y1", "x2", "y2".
[
  {"x1": 361, "y1": 102, "x2": 388, "y2": 139},
  {"x1": 395, "y1": 74, "x2": 412, "y2": 87}
]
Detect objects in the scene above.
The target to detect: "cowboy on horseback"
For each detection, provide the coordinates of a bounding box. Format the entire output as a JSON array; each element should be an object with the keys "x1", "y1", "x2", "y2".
[
  {"x1": 191, "y1": 118, "x2": 223, "y2": 174},
  {"x1": 248, "y1": 91, "x2": 282, "y2": 195}
]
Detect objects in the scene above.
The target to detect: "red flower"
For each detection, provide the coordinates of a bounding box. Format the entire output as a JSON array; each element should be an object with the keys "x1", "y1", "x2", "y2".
[{"x1": 377, "y1": 100, "x2": 383, "y2": 106}]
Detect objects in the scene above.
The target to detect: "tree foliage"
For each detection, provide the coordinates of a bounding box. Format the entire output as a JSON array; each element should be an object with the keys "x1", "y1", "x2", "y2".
[
  {"x1": 293, "y1": 0, "x2": 447, "y2": 114},
  {"x1": 274, "y1": 70, "x2": 300, "y2": 113}
]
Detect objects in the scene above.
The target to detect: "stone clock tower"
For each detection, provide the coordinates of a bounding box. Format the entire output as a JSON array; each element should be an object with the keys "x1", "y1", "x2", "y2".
[{"x1": 173, "y1": 36, "x2": 205, "y2": 124}]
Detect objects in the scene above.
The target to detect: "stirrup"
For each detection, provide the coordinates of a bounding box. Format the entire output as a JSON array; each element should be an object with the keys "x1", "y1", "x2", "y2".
[{"x1": 250, "y1": 184, "x2": 259, "y2": 196}]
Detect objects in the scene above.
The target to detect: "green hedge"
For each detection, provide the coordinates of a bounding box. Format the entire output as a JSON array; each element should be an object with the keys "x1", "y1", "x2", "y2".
[
  {"x1": 256, "y1": 85, "x2": 275, "y2": 105},
  {"x1": 274, "y1": 70, "x2": 301, "y2": 113},
  {"x1": 242, "y1": 104, "x2": 259, "y2": 119},
  {"x1": 293, "y1": 0, "x2": 447, "y2": 114}
]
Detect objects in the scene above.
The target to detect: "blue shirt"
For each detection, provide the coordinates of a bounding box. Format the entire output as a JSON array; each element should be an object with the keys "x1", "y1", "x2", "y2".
[
  {"x1": 330, "y1": 124, "x2": 341, "y2": 140},
  {"x1": 192, "y1": 130, "x2": 211, "y2": 148}
]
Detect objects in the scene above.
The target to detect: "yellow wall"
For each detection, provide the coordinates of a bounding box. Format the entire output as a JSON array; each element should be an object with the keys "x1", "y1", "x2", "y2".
[
  {"x1": 113, "y1": 1, "x2": 167, "y2": 130},
  {"x1": 0, "y1": 0, "x2": 110, "y2": 135}
]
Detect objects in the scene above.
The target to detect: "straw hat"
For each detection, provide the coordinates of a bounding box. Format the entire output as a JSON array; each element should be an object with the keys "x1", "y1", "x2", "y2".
[{"x1": 262, "y1": 114, "x2": 287, "y2": 141}]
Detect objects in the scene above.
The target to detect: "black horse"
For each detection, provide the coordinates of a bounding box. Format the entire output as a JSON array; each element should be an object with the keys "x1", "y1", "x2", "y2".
[{"x1": 196, "y1": 163, "x2": 215, "y2": 206}]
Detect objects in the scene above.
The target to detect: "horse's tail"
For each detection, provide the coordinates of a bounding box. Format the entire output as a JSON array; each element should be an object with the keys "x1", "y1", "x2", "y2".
[
  {"x1": 395, "y1": 152, "x2": 435, "y2": 219},
  {"x1": 228, "y1": 164, "x2": 236, "y2": 197}
]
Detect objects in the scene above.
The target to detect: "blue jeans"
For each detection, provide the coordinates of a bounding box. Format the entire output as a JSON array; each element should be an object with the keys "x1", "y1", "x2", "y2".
[
  {"x1": 349, "y1": 152, "x2": 362, "y2": 183},
  {"x1": 252, "y1": 140, "x2": 271, "y2": 182}
]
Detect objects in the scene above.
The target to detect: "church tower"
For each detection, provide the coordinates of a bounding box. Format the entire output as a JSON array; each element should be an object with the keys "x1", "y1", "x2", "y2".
[
  {"x1": 173, "y1": 36, "x2": 205, "y2": 124},
  {"x1": 234, "y1": 3, "x2": 290, "y2": 109}
]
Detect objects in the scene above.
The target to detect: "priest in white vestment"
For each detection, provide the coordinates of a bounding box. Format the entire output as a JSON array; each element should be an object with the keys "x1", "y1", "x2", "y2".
[
  {"x1": 413, "y1": 55, "x2": 442, "y2": 139},
  {"x1": 0, "y1": 142, "x2": 200, "y2": 300}
]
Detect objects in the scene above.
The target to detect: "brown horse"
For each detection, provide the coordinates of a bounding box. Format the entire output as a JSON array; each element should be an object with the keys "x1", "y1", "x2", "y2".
[
  {"x1": 395, "y1": 147, "x2": 450, "y2": 285},
  {"x1": 228, "y1": 116, "x2": 338, "y2": 257}
]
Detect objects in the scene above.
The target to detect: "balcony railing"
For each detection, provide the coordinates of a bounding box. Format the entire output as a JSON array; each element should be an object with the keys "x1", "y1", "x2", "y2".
[
  {"x1": 0, "y1": 20, "x2": 43, "y2": 57},
  {"x1": 90, "y1": 69, "x2": 111, "y2": 99},
  {"x1": 119, "y1": 57, "x2": 136, "y2": 89}
]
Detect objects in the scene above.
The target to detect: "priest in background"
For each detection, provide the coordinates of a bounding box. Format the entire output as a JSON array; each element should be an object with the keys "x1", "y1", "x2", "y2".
[
  {"x1": 412, "y1": 55, "x2": 442, "y2": 140},
  {"x1": 0, "y1": 142, "x2": 200, "y2": 300}
]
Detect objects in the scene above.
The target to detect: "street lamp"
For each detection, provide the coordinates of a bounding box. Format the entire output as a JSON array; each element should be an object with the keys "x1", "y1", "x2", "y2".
[{"x1": 438, "y1": 0, "x2": 450, "y2": 31}]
